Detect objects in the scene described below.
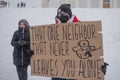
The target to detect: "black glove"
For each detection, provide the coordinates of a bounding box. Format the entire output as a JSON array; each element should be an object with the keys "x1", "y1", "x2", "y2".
[
  {"x1": 101, "y1": 62, "x2": 109, "y2": 75},
  {"x1": 17, "y1": 40, "x2": 26, "y2": 46},
  {"x1": 27, "y1": 50, "x2": 34, "y2": 57}
]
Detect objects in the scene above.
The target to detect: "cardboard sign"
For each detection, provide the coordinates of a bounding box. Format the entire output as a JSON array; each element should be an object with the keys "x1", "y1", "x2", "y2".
[{"x1": 30, "y1": 21, "x2": 104, "y2": 80}]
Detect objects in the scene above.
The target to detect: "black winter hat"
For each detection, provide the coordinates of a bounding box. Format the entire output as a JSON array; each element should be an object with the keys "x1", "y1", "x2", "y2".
[{"x1": 57, "y1": 4, "x2": 72, "y2": 18}]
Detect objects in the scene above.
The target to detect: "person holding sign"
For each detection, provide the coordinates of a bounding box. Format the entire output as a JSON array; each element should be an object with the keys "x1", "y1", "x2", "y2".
[
  {"x1": 11, "y1": 19, "x2": 33, "y2": 80},
  {"x1": 52, "y1": 4, "x2": 80, "y2": 80},
  {"x1": 52, "y1": 4, "x2": 108, "y2": 80}
]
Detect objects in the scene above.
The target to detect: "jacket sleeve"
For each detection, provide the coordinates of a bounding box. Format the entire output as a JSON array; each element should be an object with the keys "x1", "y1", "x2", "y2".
[
  {"x1": 73, "y1": 15, "x2": 80, "y2": 22},
  {"x1": 11, "y1": 31, "x2": 20, "y2": 48},
  {"x1": 25, "y1": 41, "x2": 30, "y2": 47},
  {"x1": 25, "y1": 31, "x2": 30, "y2": 47}
]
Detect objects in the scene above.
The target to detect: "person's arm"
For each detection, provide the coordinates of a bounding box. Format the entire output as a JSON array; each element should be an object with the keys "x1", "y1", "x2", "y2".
[
  {"x1": 24, "y1": 31, "x2": 30, "y2": 47},
  {"x1": 11, "y1": 31, "x2": 20, "y2": 48}
]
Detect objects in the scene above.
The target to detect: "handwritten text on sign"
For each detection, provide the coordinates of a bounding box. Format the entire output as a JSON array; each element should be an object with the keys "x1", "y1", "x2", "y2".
[{"x1": 30, "y1": 21, "x2": 104, "y2": 80}]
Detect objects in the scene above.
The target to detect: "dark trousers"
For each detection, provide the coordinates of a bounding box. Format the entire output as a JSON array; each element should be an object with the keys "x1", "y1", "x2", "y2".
[
  {"x1": 52, "y1": 78, "x2": 67, "y2": 80},
  {"x1": 52, "y1": 78, "x2": 75, "y2": 80},
  {"x1": 16, "y1": 65, "x2": 28, "y2": 80}
]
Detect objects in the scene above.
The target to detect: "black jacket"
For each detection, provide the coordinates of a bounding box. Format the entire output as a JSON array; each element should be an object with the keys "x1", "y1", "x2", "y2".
[{"x1": 11, "y1": 19, "x2": 30, "y2": 65}]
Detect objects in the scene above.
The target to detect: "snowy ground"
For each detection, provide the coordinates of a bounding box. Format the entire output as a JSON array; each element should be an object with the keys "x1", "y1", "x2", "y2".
[{"x1": 0, "y1": 8, "x2": 120, "y2": 80}]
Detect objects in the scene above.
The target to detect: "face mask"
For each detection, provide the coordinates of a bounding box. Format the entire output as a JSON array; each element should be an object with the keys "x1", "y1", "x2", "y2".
[{"x1": 57, "y1": 13, "x2": 70, "y2": 23}]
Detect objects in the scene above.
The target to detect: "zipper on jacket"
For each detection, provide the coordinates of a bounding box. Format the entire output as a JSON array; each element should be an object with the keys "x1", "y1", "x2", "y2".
[
  {"x1": 21, "y1": 48, "x2": 24, "y2": 66},
  {"x1": 21, "y1": 29, "x2": 24, "y2": 66}
]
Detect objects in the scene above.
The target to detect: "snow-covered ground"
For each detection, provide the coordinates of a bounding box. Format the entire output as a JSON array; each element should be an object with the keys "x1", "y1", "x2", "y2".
[{"x1": 0, "y1": 8, "x2": 120, "y2": 80}]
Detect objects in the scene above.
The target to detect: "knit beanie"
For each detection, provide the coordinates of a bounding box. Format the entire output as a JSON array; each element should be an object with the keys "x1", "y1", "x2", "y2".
[{"x1": 57, "y1": 4, "x2": 72, "y2": 18}]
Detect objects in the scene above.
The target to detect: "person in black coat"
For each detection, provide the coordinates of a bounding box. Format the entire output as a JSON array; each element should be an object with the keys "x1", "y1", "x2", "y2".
[{"x1": 11, "y1": 19, "x2": 33, "y2": 80}]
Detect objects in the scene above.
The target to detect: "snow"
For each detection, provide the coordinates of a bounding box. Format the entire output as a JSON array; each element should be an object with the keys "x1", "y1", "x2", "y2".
[{"x1": 0, "y1": 8, "x2": 120, "y2": 80}]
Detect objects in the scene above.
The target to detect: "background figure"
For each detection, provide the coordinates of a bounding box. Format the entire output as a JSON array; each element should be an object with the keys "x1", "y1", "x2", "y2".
[
  {"x1": 17, "y1": 3, "x2": 19, "y2": 8},
  {"x1": 21, "y1": 2, "x2": 24, "y2": 8},
  {"x1": 17, "y1": 2, "x2": 26, "y2": 8}
]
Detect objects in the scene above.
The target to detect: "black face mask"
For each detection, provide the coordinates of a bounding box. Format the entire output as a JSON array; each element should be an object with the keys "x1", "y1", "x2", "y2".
[{"x1": 57, "y1": 13, "x2": 70, "y2": 23}]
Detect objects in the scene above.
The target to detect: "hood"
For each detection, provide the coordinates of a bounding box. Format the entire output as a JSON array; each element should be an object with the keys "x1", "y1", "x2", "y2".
[{"x1": 18, "y1": 19, "x2": 30, "y2": 29}]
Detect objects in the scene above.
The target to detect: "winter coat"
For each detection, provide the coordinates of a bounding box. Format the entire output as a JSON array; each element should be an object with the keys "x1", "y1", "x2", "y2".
[
  {"x1": 55, "y1": 15, "x2": 80, "y2": 24},
  {"x1": 11, "y1": 19, "x2": 30, "y2": 65}
]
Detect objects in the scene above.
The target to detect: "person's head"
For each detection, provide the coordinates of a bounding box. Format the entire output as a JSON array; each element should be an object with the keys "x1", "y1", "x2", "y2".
[
  {"x1": 56, "y1": 4, "x2": 72, "y2": 23},
  {"x1": 18, "y1": 19, "x2": 29, "y2": 29}
]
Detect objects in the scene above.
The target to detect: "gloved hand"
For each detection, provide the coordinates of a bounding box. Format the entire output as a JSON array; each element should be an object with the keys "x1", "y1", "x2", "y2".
[
  {"x1": 17, "y1": 40, "x2": 26, "y2": 46},
  {"x1": 101, "y1": 62, "x2": 109, "y2": 75},
  {"x1": 27, "y1": 49, "x2": 34, "y2": 57}
]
